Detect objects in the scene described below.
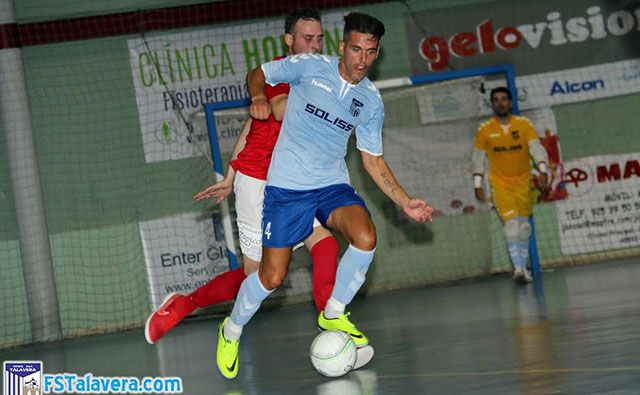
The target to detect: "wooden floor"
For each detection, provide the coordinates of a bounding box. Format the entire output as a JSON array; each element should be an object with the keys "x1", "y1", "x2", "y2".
[{"x1": 3, "y1": 259, "x2": 640, "y2": 394}]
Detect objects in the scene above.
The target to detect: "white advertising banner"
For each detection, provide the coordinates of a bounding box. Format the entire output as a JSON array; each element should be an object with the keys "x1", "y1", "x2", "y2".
[
  {"x1": 558, "y1": 153, "x2": 640, "y2": 255},
  {"x1": 140, "y1": 212, "x2": 230, "y2": 309},
  {"x1": 482, "y1": 58, "x2": 640, "y2": 112},
  {"x1": 128, "y1": 12, "x2": 345, "y2": 164}
]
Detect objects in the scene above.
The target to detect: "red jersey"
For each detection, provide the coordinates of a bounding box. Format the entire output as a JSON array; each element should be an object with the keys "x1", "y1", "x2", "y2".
[{"x1": 230, "y1": 57, "x2": 289, "y2": 180}]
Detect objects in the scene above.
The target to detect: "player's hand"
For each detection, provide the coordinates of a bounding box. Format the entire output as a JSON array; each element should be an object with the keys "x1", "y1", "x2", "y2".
[
  {"x1": 249, "y1": 96, "x2": 271, "y2": 120},
  {"x1": 537, "y1": 173, "x2": 549, "y2": 192},
  {"x1": 193, "y1": 180, "x2": 233, "y2": 204},
  {"x1": 474, "y1": 187, "x2": 485, "y2": 202},
  {"x1": 402, "y1": 198, "x2": 435, "y2": 223}
]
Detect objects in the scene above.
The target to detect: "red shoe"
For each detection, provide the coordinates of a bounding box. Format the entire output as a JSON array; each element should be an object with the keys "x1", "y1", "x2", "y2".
[{"x1": 145, "y1": 293, "x2": 197, "y2": 344}]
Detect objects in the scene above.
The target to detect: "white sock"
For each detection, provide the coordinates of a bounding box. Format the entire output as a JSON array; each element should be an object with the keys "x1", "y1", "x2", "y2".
[
  {"x1": 223, "y1": 318, "x2": 243, "y2": 341},
  {"x1": 323, "y1": 297, "x2": 345, "y2": 319},
  {"x1": 330, "y1": 245, "x2": 375, "y2": 305}
]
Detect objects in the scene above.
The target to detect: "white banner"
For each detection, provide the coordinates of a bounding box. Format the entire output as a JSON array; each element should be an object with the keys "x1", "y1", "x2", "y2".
[
  {"x1": 128, "y1": 12, "x2": 345, "y2": 163},
  {"x1": 558, "y1": 153, "x2": 640, "y2": 255},
  {"x1": 140, "y1": 212, "x2": 230, "y2": 309},
  {"x1": 483, "y1": 58, "x2": 640, "y2": 112}
]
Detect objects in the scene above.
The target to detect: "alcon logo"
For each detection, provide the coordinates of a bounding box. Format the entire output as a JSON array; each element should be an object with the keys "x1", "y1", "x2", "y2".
[
  {"x1": 550, "y1": 79, "x2": 605, "y2": 96},
  {"x1": 419, "y1": 5, "x2": 640, "y2": 71},
  {"x1": 304, "y1": 103, "x2": 354, "y2": 132}
]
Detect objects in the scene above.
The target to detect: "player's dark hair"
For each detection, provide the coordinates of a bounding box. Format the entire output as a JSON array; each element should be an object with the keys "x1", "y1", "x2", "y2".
[
  {"x1": 285, "y1": 8, "x2": 322, "y2": 34},
  {"x1": 490, "y1": 87, "x2": 512, "y2": 101},
  {"x1": 343, "y1": 12, "x2": 385, "y2": 41}
]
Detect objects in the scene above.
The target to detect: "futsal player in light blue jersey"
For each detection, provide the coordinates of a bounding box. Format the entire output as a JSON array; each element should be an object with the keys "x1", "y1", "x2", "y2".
[{"x1": 216, "y1": 12, "x2": 435, "y2": 379}]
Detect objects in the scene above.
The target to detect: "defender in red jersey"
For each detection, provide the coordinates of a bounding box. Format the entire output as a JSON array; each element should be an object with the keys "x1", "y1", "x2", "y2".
[{"x1": 146, "y1": 9, "x2": 339, "y2": 348}]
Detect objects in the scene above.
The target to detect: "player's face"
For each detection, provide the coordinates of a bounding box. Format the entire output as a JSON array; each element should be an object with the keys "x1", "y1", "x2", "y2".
[
  {"x1": 286, "y1": 19, "x2": 324, "y2": 55},
  {"x1": 491, "y1": 92, "x2": 512, "y2": 117},
  {"x1": 338, "y1": 31, "x2": 380, "y2": 84}
]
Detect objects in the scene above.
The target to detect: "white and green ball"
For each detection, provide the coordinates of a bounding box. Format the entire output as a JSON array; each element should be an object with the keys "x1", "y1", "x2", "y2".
[{"x1": 310, "y1": 330, "x2": 357, "y2": 377}]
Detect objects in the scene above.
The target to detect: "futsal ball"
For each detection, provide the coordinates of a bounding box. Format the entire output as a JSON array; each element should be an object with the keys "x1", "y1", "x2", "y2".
[{"x1": 310, "y1": 330, "x2": 357, "y2": 377}]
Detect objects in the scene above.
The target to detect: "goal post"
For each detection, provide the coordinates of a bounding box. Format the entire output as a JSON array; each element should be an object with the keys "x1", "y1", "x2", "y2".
[{"x1": 203, "y1": 99, "x2": 251, "y2": 270}]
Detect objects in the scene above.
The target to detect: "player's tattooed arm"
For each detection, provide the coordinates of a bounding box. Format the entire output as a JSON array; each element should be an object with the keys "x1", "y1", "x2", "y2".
[
  {"x1": 361, "y1": 152, "x2": 408, "y2": 206},
  {"x1": 380, "y1": 171, "x2": 401, "y2": 201},
  {"x1": 361, "y1": 152, "x2": 434, "y2": 223}
]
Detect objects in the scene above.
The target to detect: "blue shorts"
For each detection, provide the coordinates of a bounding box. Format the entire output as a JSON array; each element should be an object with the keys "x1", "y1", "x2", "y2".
[{"x1": 262, "y1": 183, "x2": 368, "y2": 248}]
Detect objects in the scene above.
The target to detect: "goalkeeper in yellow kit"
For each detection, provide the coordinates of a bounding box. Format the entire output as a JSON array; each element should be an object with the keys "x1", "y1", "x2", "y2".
[{"x1": 473, "y1": 87, "x2": 548, "y2": 283}]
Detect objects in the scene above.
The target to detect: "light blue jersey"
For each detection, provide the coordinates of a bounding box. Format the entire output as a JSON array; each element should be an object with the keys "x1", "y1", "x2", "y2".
[{"x1": 261, "y1": 54, "x2": 384, "y2": 190}]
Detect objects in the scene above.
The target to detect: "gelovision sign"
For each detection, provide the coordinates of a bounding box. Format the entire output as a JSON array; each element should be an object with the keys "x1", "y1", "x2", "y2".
[{"x1": 419, "y1": 5, "x2": 640, "y2": 71}]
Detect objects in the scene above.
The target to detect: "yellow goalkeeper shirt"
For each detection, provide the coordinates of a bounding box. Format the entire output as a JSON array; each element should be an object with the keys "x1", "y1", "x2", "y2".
[{"x1": 474, "y1": 115, "x2": 538, "y2": 186}]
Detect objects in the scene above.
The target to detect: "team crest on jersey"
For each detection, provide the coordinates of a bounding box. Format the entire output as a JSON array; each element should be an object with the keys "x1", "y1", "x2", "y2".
[
  {"x1": 349, "y1": 98, "x2": 364, "y2": 117},
  {"x1": 511, "y1": 130, "x2": 520, "y2": 140}
]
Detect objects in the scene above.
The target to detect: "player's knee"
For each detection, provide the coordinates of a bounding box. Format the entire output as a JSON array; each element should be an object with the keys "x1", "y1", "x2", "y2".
[
  {"x1": 352, "y1": 230, "x2": 377, "y2": 252},
  {"x1": 259, "y1": 268, "x2": 287, "y2": 290},
  {"x1": 504, "y1": 219, "x2": 519, "y2": 241},
  {"x1": 518, "y1": 221, "x2": 531, "y2": 242}
]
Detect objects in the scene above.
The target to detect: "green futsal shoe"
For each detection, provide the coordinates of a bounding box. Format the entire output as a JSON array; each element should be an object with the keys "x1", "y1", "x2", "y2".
[
  {"x1": 216, "y1": 317, "x2": 240, "y2": 380},
  {"x1": 318, "y1": 311, "x2": 369, "y2": 348}
]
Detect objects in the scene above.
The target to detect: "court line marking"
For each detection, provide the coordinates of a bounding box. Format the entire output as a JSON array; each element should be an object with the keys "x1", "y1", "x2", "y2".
[
  {"x1": 373, "y1": 366, "x2": 640, "y2": 379},
  {"x1": 253, "y1": 366, "x2": 640, "y2": 386}
]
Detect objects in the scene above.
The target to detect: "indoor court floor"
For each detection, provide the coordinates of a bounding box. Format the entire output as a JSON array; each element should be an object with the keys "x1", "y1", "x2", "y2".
[{"x1": 3, "y1": 259, "x2": 640, "y2": 394}]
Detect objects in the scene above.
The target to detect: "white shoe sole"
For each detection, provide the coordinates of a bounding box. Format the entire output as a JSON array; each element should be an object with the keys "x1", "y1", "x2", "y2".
[
  {"x1": 353, "y1": 345, "x2": 374, "y2": 370},
  {"x1": 144, "y1": 292, "x2": 180, "y2": 344}
]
